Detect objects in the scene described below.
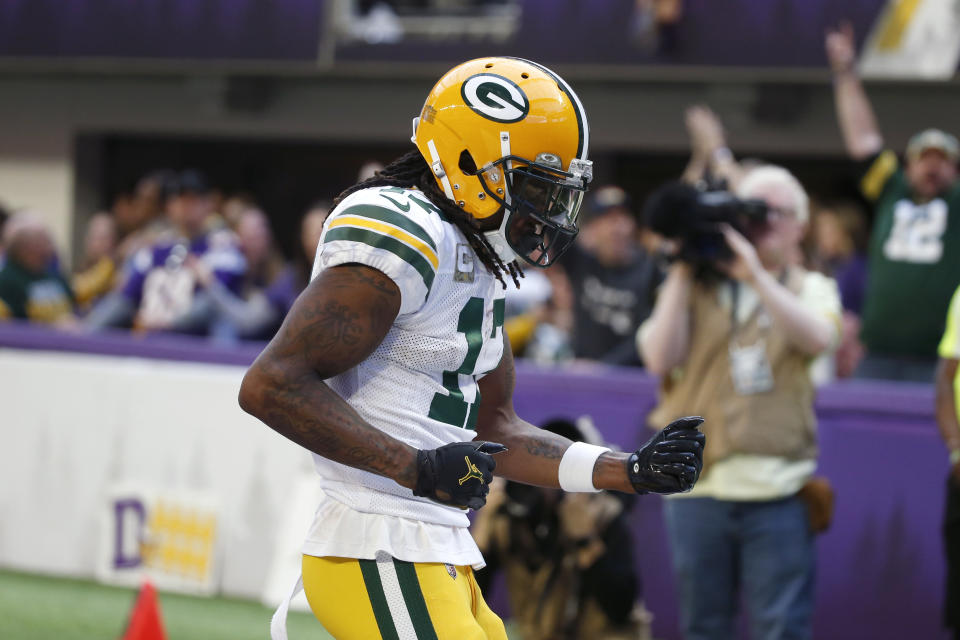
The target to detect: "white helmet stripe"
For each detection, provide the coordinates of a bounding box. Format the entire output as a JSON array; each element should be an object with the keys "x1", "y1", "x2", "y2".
[{"x1": 533, "y1": 62, "x2": 589, "y2": 161}]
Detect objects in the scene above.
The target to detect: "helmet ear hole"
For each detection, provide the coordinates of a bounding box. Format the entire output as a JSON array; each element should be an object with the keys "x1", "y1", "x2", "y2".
[{"x1": 458, "y1": 149, "x2": 478, "y2": 175}]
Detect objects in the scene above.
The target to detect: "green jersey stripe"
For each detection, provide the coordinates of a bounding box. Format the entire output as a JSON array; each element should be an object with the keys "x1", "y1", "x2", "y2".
[
  {"x1": 324, "y1": 226, "x2": 435, "y2": 292},
  {"x1": 338, "y1": 204, "x2": 438, "y2": 252},
  {"x1": 392, "y1": 559, "x2": 439, "y2": 640},
  {"x1": 358, "y1": 560, "x2": 401, "y2": 640}
]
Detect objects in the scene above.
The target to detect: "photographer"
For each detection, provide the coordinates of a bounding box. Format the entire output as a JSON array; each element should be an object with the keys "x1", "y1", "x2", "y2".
[{"x1": 638, "y1": 167, "x2": 840, "y2": 640}]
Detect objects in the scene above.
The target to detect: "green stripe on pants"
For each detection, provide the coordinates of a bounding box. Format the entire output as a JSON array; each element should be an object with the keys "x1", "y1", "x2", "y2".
[
  {"x1": 358, "y1": 559, "x2": 401, "y2": 640},
  {"x1": 392, "y1": 559, "x2": 439, "y2": 640}
]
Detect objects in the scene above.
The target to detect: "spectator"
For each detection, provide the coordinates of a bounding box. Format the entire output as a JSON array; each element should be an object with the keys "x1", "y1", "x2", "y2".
[
  {"x1": 681, "y1": 105, "x2": 746, "y2": 192},
  {"x1": 72, "y1": 212, "x2": 118, "y2": 313},
  {"x1": 809, "y1": 202, "x2": 868, "y2": 378},
  {"x1": 505, "y1": 267, "x2": 576, "y2": 363},
  {"x1": 827, "y1": 23, "x2": 960, "y2": 382},
  {"x1": 293, "y1": 201, "x2": 332, "y2": 291},
  {"x1": 356, "y1": 160, "x2": 385, "y2": 182},
  {"x1": 186, "y1": 207, "x2": 296, "y2": 341},
  {"x1": 472, "y1": 417, "x2": 651, "y2": 640},
  {"x1": 114, "y1": 170, "x2": 174, "y2": 264},
  {"x1": 638, "y1": 166, "x2": 840, "y2": 640},
  {"x1": 0, "y1": 214, "x2": 75, "y2": 324},
  {"x1": 808, "y1": 201, "x2": 868, "y2": 314},
  {"x1": 632, "y1": 0, "x2": 684, "y2": 54},
  {"x1": 220, "y1": 192, "x2": 259, "y2": 231},
  {"x1": 201, "y1": 187, "x2": 232, "y2": 233},
  {"x1": 935, "y1": 286, "x2": 960, "y2": 640},
  {"x1": 86, "y1": 170, "x2": 246, "y2": 335},
  {"x1": 0, "y1": 202, "x2": 10, "y2": 267},
  {"x1": 556, "y1": 185, "x2": 664, "y2": 367}
]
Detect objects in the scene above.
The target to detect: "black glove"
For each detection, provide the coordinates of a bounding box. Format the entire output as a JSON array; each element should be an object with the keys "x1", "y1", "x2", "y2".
[
  {"x1": 414, "y1": 441, "x2": 507, "y2": 510},
  {"x1": 628, "y1": 416, "x2": 705, "y2": 495}
]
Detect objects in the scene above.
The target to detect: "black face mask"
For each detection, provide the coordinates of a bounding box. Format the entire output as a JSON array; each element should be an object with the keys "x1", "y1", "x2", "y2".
[{"x1": 470, "y1": 154, "x2": 590, "y2": 268}]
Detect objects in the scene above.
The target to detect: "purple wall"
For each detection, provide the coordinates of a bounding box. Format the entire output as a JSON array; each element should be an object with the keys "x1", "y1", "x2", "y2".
[
  {"x1": 0, "y1": 0, "x2": 891, "y2": 69},
  {"x1": 511, "y1": 365, "x2": 950, "y2": 640},
  {"x1": 0, "y1": 0, "x2": 322, "y2": 60},
  {"x1": 337, "y1": 0, "x2": 888, "y2": 68},
  {"x1": 0, "y1": 324, "x2": 950, "y2": 638}
]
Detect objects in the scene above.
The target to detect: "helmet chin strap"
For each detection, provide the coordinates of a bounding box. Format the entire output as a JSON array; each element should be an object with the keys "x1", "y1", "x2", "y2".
[
  {"x1": 425, "y1": 138, "x2": 456, "y2": 200},
  {"x1": 484, "y1": 224, "x2": 519, "y2": 265},
  {"x1": 422, "y1": 125, "x2": 519, "y2": 266},
  {"x1": 413, "y1": 117, "x2": 456, "y2": 200},
  {"x1": 484, "y1": 131, "x2": 519, "y2": 265}
]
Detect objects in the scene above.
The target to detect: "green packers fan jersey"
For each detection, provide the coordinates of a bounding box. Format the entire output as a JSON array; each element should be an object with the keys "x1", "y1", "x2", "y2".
[
  {"x1": 300, "y1": 185, "x2": 506, "y2": 566},
  {"x1": 859, "y1": 151, "x2": 960, "y2": 357}
]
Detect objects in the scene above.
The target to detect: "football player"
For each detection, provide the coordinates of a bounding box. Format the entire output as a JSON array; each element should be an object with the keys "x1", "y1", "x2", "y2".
[{"x1": 239, "y1": 57, "x2": 705, "y2": 640}]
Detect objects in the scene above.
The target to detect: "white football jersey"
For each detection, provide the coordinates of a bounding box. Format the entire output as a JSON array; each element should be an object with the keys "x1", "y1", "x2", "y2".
[{"x1": 301, "y1": 185, "x2": 506, "y2": 565}]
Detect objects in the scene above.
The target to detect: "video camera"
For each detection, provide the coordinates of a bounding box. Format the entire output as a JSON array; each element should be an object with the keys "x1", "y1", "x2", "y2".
[{"x1": 642, "y1": 181, "x2": 770, "y2": 280}]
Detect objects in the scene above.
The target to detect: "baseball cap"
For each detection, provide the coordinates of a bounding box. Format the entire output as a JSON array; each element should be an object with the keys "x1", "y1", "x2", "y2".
[
  {"x1": 581, "y1": 185, "x2": 634, "y2": 223},
  {"x1": 906, "y1": 129, "x2": 959, "y2": 163},
  {"x1": 164, "y1": 169, "x2": 211, "y2": 199}
]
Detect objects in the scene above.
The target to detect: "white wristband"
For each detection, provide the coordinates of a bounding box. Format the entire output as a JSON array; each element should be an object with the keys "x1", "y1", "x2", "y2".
[{"x1": 558, "y1": 442, "x2": 611, "y2": 493}]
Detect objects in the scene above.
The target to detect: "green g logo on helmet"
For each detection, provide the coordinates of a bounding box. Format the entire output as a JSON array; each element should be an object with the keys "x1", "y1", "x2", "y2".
[{"x1": 460, "y1": 73, "x2": 530, "y2": 124}]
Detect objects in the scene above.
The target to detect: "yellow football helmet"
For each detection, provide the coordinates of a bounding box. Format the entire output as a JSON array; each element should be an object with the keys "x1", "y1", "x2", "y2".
[{"x1": 412, "y1": 57, "x2": 592, "y2": 267}]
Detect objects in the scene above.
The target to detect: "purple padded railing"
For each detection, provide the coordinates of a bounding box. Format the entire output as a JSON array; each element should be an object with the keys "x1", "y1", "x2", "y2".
[
  {"x1": 0, "y1": 322, "x2": 949, "y2": 639},
  {"x1": 0, "y1": 321, "x2": 265, "y2": 366}
]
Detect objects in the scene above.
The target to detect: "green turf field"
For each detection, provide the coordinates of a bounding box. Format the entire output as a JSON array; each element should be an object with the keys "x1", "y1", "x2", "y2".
[{"x1": 0, "y1": 569, "x2": 330, "y2": 639}]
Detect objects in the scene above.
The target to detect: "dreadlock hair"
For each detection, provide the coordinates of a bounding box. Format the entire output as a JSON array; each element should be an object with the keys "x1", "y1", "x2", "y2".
[{"x1": 335, "y1": 150, "x2": 524, "y2": 288}]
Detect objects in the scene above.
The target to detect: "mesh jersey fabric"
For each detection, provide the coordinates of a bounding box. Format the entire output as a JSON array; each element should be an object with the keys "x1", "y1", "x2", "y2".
[{"x1": 303, "y1": 185, "x2": 506, "y2": 564}]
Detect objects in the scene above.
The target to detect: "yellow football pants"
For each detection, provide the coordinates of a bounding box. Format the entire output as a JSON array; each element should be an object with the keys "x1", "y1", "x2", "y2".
[{"x1": 302, "y1": 554, "x2": 508, "y2": 640}]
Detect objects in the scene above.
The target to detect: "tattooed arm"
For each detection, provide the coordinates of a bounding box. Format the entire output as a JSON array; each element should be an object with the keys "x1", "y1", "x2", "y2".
[
  {"x1": 475, "y1": 333, "x2": 634, "y2": 492},
  {"x1": 238, "y1": 264, "x2": 418, "y2": 489}
]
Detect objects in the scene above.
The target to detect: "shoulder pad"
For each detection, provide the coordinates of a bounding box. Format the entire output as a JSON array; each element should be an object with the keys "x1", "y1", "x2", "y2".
[{"x1": 320, "y1": 186, "x2": 449, "y2": 315}]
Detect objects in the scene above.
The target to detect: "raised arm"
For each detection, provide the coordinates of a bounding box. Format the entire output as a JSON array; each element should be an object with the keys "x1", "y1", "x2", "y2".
[
  {"x1": 185, "y1": 255, "x2": 279, "y2": 338},
  {"x1": 476, "y1": 331, "x2": 704, "y2": 494},
  {"x1": 826, "y1": 22, "x2": 884, "y2": 160},
  {"x1": 682, "y1": 105, "x2": 746, "y2": 189},
  {"x1": 637, "y1": 262, "x2": 694, "y2": 376},
  {"x1": 238, "y1": 263, "x2": 419, "y2": 489}
]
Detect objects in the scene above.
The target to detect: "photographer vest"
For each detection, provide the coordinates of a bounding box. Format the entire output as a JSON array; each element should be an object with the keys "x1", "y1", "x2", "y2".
[{"x1": 649, "y1": 267, "x2": 817, "y2": 472}]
